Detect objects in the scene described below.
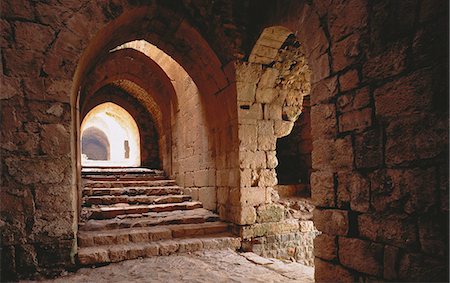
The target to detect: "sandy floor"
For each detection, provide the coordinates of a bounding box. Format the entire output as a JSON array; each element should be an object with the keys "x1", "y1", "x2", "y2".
[{"x1": 26, "y1": 250, "x2": 314, "y2": 283}]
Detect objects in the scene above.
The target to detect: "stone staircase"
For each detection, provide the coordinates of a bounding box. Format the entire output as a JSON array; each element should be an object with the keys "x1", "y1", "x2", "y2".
[{"x1": 77, "y1": 167, "x2": 240, "y2": 265}]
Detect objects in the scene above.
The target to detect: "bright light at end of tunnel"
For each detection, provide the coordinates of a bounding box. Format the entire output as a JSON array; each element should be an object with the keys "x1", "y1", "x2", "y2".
[{"x1": 81, "y1": 102, "x2": 141, "y2": 167}]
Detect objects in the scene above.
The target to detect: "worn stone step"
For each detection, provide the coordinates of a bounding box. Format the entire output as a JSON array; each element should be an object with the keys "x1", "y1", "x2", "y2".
[
  {"x1": 79, "y1": 208, "x2": 220, "y2": 231},
  {"x1": 83, "y1": 174, "x2": 167, "y2": 181},
  {"x1": 82, "y1": 167, "x2": 164, "y2": 175},
  {"x1": 78, "y1": 222, "x2": 230, "y2": 247},
  {"x1": 84, "y1": 201, "x2": 203, "y2": 220},
  {"x1": 77, "y1": 234, "x2": 242, "y2": 265},
  {"x1": 83, "y1": 179, "x2": 177, "y2": 188},
  {"x1": 82, "y1": 186, "x2": 183, "y2": 197},
  {"x1": 83, "y1": 194, "x2": 191, "y2": 206}
]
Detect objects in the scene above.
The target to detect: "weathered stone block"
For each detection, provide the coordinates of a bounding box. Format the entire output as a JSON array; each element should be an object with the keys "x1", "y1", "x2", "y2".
[
  {"x1": 239, "y1": 150, "x2": 266, "y2": 169},
  {"x1": 314, "y1": 234, "x2": 337, "y2": 260},
  {"x1": 363, "y1": 41, "x2": 407, "y2": 81},
  {"x1": 257, "y1": 120, "x2": 275, "y2": 150},
  {"x1": 331, "y1": 33, "x2": 360, "y2": 72},
  {"x1": 338, "y1": 107, "x2": 372, "y2": 132},
  {"x1": 40, "y1": 124, "x2": 70, "y2": 156},
  {"x1": 310, "y1": 171, "x2": 335, "y2": 207},
  {"x1": 236, "y1": 62, "x2": 262, "y2": 83},
  {"x1": 310, "y1": 76, "x2": 338, "y2": 105},
  {"x1": 374, "y1": 69, "x2": 432, "y2": 118},
  {"x1": 256, "y1": 204, "x2": 284, "y2": 223},
  {"x1": 370, "y1": 168, "x2": 436, "y2": 214},
  {"x1": 354, "y1": 127, "x2": 383, "y2": 169},
  {"x1": 337, "y1": 87, "x2": 370, "y2": 113},
  {"x1": 256, "y1": 88, "x2": 276, "y2": 104},
  {"x1": 312, "y1": 136, "x2": 353, "y2": 171},
  {"x1": 338, "y1": 237, "x2": 383, "y2": 276},
  {"x1": 398, "y1": 252, "x2": 448, "y2": 282},
  {"x1": 358, "y1": 213, "x2": 417, "y2": 249},
  {"x1": 314, "y1": 209, "x2": 349, "y2": 236},
  {"x1": 237, "y1": 81, "x2": 256, "y2": 103},
  {"x1": 198, "y1": 187, "x2": 216, "y2": 211},
  {"x1": 266, "y1": 151, "x2": 278, "y2": 169},
  {"x1": 257, "y1": 169, "x2": 277, "y2": 187},
  {"x1": 273, "y1": 120, "x2": 293, "y2": 137},
  {"x1": 311, "y1": 104, "x2": 337, "y2": 139},
  {"x1": 385, "y1": 114, "x2": 447, "y2": 165},
  {"x1": 314, "y1": 258, "x2": 354, "y2": 283},
  {"x1": 238, "y1": 124, "x2": 257, "y2": 151},
  {"x1": 339, "y1": 69, "x2": 359, "y2": 92}
]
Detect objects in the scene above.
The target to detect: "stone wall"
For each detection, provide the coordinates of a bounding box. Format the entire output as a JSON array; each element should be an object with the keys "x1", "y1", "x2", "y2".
[{"x1": 260, "y1": 1, "x2": 449, "y2": 282}]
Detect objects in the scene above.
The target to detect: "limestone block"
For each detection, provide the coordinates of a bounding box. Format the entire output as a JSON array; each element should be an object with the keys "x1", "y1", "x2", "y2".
[
  {"x1": 239, "y1": 124, "x2": 257, "y2": 151},
  {"x1": 257, "y1": 169, "x2": 277, "y2": 187},
  {"x1": 256, "y1": 88, "x2": 276, "y2": 104},
  {"x1": 338, "y1": 237, "x2": 383, "y2": 277},
  {"x1": 385, "y1": 114, "x2": 447, "y2": 165},
  {"x1": 358, "y1": 213, "x2": 417, "y2": 249},
  {"x1": 313, "y1": 209, "x2": 349, "y2": 236},
  {"x1": 256, "y1": 204, "x2": 285, "y2": 223},
  {"x1": 310, "y1": 171, "x2": 335, "y2": 207},
  {"x1": 239, "y1": 150, "x2": 266, "y2": 169},
  {"x1": 310, "y1": 76, "x2": 338, "y2": 105},
  {"x1": 5, "y1": 157, "x2": 69, "y2": 185},
  {"x1": 259, "y1": 67, "x2": 280, "y2": 88},
  {"x1": 240, "y1": 168, "x2": 252, "y2": 188},
  {"x1": 337, "y1": 87, "x2": 370, "y2": 113},
  {"x1": 274, "y1": 120, "x2": 294, "y2": 137},
  {"x1": 312, "y1": 136, "x2": 353, "y2": 171},
  {"x1": 339, "y1": 69, "x2": 359, "y2": 92},
  {"x1": 263, "y1": 103, "x2": 282, "y2": 120},
  {"x1": 257, "y1": 120, "x2": 275, "y2": 150},
  {"x1": 310, "y1": 103, "x2": 337, "y2": 139},
  {"x1": 238, "y1": 102, "x2": 263, "y2": 121},
  {"x1": 314, "y1": 258, "x2": 354, "y2": 283},
  {"x1": 363, "y1": 41, "x2": 407, "y2": 81},
  {"x1": 40, "y1": 124, "x2": 70, "y2": 156},
  {"x1": 314, "y1": 234, "x2": 337, "y2": 260},
  {"x1": 237, "y1": 81, "x2": 256, "y2": 103},
  {"x1": 370, "y1": 168, "x2": 436, "y2": 214},
  {"x1": 0, "y1": 75, "x2": 21, "y2": 100},
  {"x1": 354, "y1": 127, "x2": 383, "y2": 169},
  {"x1": 236, "y1": 62, "x2": 262, "y2": 83},
  {"x1": 194, "y1": 170, "x2": 209, "y2": 187},
  {"x1": 338, "y1": 107, "x2": 372, "y2": 133},
  {"x1": 14, "y1": 22, "x2": 54, "y2": 52},
  {"x1": 216, "y1": 187, "x2": 229, "y2": 205},
  {"x1": 266, "y1": 151, "x2": 278, "y2": 169},
  {"x1": 331, "y1": 33, "x2": 360, "y2": 72},
  {"x1": 398, "y1": 252, "x2": 448, "y2": 282},
  {"x1": 328, "y1": 0, "x2": 368, "y2": 41},
  {"x1": 240, "y1": 186, "x2": 266, "y2": 206},
  {"x1": 198, "y1": 187, "x2": 216, "y2": 211}
]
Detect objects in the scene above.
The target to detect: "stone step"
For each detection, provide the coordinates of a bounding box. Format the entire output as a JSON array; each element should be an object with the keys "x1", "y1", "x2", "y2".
[
  {"x1": 78, "y1": 222, "x2": 230, "y2": 247},
  {"x1": 77, "y1": 234, "x2": 241, "y2": 265},
  {"x1": 82, "y1": 167, "x2": 164, "y2": 175},
  {"x1": 84, "y1": 201, "x2": 203, "y2": 220},
  {"x1": 82, "y1": 186, "x2": 183, "y2": 197},
  {"x1": 83, "y1": 194, "x2": 191, "y2": 206},
  {"x1": 82, "y1": 174, "x2": 167, "y2": 182},
  {"x1": 83, "y1": 179, "x2": 177, "y2": 188},
  {"x1": 79, "y1": 208, "x2": 220, "y2": 231}
]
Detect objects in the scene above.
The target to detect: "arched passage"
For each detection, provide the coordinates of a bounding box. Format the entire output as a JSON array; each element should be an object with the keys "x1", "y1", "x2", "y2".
[
  {"x1": 81, "y1": 102, "x2": 140, "y2": 167},
  {"x1": 81, "y1": 127, "x2": 110, "y2": 161}
]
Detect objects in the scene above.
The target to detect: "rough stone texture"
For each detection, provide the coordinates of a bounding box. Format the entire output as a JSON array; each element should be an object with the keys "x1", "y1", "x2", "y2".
[{"x1": 1, "y1": 0, "x2": 448, "y2": 281}]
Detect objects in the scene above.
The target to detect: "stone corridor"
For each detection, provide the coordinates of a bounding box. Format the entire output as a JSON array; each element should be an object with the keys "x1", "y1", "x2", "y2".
[{"x1": 1, "y1": 0, "x2": 448, "y2": 282}]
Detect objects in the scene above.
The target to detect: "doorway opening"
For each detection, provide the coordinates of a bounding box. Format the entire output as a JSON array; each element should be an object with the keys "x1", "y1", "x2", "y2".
[{"x1": 80, "y1": 102, "x2": 141, "y2": 167}]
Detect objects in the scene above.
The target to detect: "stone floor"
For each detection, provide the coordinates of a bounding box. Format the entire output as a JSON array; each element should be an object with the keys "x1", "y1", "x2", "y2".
[{"x1": 25, "y1": 250, "x2": 314, "y2": 283}]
